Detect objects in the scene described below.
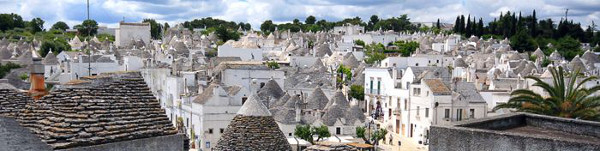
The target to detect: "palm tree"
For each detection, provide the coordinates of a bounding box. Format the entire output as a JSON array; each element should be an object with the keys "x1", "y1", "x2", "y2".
[{"x1": 494, "y1": 67, "x2": 600, "y2": 121}]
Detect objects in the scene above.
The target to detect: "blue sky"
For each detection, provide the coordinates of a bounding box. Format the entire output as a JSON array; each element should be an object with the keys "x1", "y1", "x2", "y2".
[{"x1": 1, "y1": 0, "x2": 599, "y2": 30}]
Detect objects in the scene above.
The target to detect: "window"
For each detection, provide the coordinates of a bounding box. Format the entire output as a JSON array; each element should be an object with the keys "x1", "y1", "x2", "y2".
[
  {"x1": 377, "y1": 79, "x2": 381, "y2": 95},
  {"x1": 220, "y1": 128, "x2": 224, "y2": 134},
  {"x1": 242, "y1": 97, "x2": 248, "y2": 104},
  {"x1": 404, "y1": 99, "x2": 408, "y2": 110},
  {"x1": 336, "y1": 127, "x2": 341, "y2": 135},
  {"x1": 425, "y1": 108, "x2": 429, "y2": 117},
  {"x1": 208, "y1": 128, "x2": 213, "y2": 134},
  {"x1": 186, "y1": 118, "x2": 189, "y2": 127},
  {"x1": 416, "y1": 106, "x2": 420, "y2": 116},
  {"x1": 413, "y1": 88, "x2": 421, "y2": 96},
  {"x1": 469, "y1": 109, "x2": 475, "y2": 119},
  {"x1": 393, "y1": 63, "x2": 397, "y2": 67},
  {"x1": 426, "y1": 91, "x2": 429, "y2": 96},
  {"x1": 370, "y1": 79, "x2": 374, "y2": 94},
  {"x1": 388, "y1": 97, "x2": 392, "y2": 106},
  {"x1": 289, "y1": 133, "x2": 292, "y2": 136},
  {"x1": 205, "y1": 142, "x2": 210, "y2": 148},
  {"x1": 456, "y1": 109, "x2": 463, "y2": 121},
  {"x1": 444, "y1": 109, "x2": 450, "y2": 118},
  {"x1": 437, "y1": 60, "x2": 439, "y2": 63}
]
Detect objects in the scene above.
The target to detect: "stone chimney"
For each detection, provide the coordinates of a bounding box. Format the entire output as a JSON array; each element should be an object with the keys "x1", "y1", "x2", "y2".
[{"x1": 29, "y1": 58, "x2": 47, "y2": 99}]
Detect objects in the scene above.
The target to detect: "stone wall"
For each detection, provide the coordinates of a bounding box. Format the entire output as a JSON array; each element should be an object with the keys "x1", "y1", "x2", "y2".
[
  {"x1": 58, "y1": 134, "x2": 184, "y2": 151},
  {"x1": 430, "y1": 113, "x2": 600, "y2": 151}
]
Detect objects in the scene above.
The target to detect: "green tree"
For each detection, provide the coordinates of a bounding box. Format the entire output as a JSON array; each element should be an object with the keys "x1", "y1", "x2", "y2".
[
  {"x1": 267, "y1": 61, "x2": 279, "y2": 69},
  {"x1": 305, "y1": 15, "x2": 316, "y2": 24},
  {"x1": 143, "y1": 19, "x2": 162, "y2": 39},
  {"x1": 294, "y1": 125, "x2": 313, "y2": 143},
  {"x1": 27, "y1": 17, "x2": 44, "y2": 33},
  {"x1": 371, "y1": 128, "x2": 388, "y2": 145},
  {"x1": 39, "y1": 39, "x2": 71, "y2": 57},
  {"x1": 0, "y1": 13, "x2": 25, "y2": 31},
  {"x1": 74, "y1": 19, "x2": 98, "y2": 36},
  {"x1": 494, "y1": 67, "x2": 600, "y2": 121},
  {"x1": 0, "y1": 62, "x2": 21, "y2": 78},
  {"x1": 356, "y1": 126, "x2": 369, "y2": 143},
  {"x1": 312, "y1": 125, "x2": 331, "y2": 142},
  {"x1": 260, "y1": 20, "x2": 276, "y2": 33},
  {"x1": 337, "y1": 64, "x2": 352, "y2": 87},
  {"x1": 294, "y1": 125, "x2": 331, "y2": 144},
  {"x1": 354, "y1": 40, "x2": 365, "y2": 47},
  {"x1": 51, "y1": 21, "x2": 69, "y2": 31},
  {"x1": 510, "y1": 29, "x2": 537, "y2": 52},
  {"x1": 556, "y1": 36, "x2": 582, "y2": 60},
  {"x1": 215, "y1": 25, "x2": 240, "y2": 42},
  {"x1": 164, "y1": 22, "x2": 170, "y2": 30},
  {"x1": 349, "y1": 85, "x2": 365, "y2": 100}
]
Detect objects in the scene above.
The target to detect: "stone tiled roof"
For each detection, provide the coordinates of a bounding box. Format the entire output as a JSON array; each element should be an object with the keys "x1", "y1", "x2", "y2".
[
  {"x1": 306, "y1": 87, "x2": 329, "y2": 110},
  {"x1": 453, "y1": 57, "x2": 468, "y2": 68},
  {"x1": 424, "y1": 79, "x2": 451, "y2": 95},
  {"x1": 215, "y1": 93, "x2": 290, "y2": 151},
  {"x1": 0, "y1": 88, "x2": 32, "y2": 118},
  {"x1": 455, "y1": 81, "x2": 485, "y2": 103},
  {"x1": 342, "y1": 53, "x2": 359, "y2": 68},
  {"x1": 0, "y1": 116, "x2": 52, "y2": 151},
  {"x1": 257, "y1": 79, "x2": 284, "y2": 103},
  {"x1": 42, "y1": 52, "x2": 59, "y2": 65},
  {"x1": 17, "y1": 72, "x2": 177, "y2": 149},
  {"x1": 325, "y1": 91, "x2": 349, "y2": 110}
]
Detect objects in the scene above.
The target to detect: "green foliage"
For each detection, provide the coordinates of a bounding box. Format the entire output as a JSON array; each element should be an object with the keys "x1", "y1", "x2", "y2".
[
  {"x1": 267, "y1": 61, "x2": 280, "y2": 69},
  {"x1": 51, "y1": 21, "x2": 69, "y2": 31},
  {"x1": 313, "y1": 125, "x2": 331, "y2": 142},
  {"x1": 143, "y1": 19, "x2": 163, "y2": 39},
  {"x1": 294, "y1": 125, "x2": 332, "y2": 144},
  {"x1": 39, "y1": 39, "x2": 71, "y2": 57},
  {"x1": 349, "y1": 85, "x2": 365, "y2": 101},
  {"x1": 541, "y1": 57, "x2": 551, "y2": 67},
  {"x1": 260, "y1": 20, "x2": 276, "y2": 34},
  {"x1": 0, "y1": 13, "x2": 25, "y2": 31},
  {"x1": 74, "y1": 19, "x2": 99, "y2": 36},
  {"x1": 373, "y1": 15, "x2": 416, "y2": 32},
  {"x1": 354, "y1": 40, "x2": 365, "y2": 47},
  {"x1": 356, "y1": 126, "x2": 366, "y2": 140},
  {"x1": 19, "y1": 73, "x2": 29, "y2": 81},
  {"x1": 205, "y1": 48, "x2": 217, "y2": 58},
  {"x1": 337, "y1": 64, "x2": 352, "y2": 86},
  {"x1": 391, "y1": 41, "x2": 419, "y2": 57},
  {"x1": 364, "y1": 43, "x2": 386, "y2": 64},
  {"x1": 215, "y1": 25, "x2": 240, "y2": 42},
  {"x1": 294, "y1": 125, "x2": 313, "y2": 143},
  {"x1": 510, "y1": 29, "x2": 537, "y2": 52},
  {"x1": 27, "y1": 18, "x2": 44, "y2": 33},
  {"x1": 494, "y1": 67, "x2": 600, "y2": 121},
  {"x1": 0, "y1": 62, "x2": 21, "y2": 78},
  {"x1": 305, "y1": 16, "x2": 316, "y2": 24},
  {"x1": 371, "y1": 128, "x2": 388, "y2": 145},
  {"x1": 97, "y1": 33, "x2": 115, "y2": 42},
  {"x1": 182, "y1": 17, "x2": 243, "y2": 31},
  {"x1": 555, "y1": 36, "x2": 583, "y2": 60}
]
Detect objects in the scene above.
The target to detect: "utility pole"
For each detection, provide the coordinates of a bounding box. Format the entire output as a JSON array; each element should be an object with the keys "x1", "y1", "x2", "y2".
[
  {"x1": 565, "y1": 9, "x2": 569, "y2": 21},
  {"x1": 87, "y1": 0, "x2": 92, "y2": 76}
]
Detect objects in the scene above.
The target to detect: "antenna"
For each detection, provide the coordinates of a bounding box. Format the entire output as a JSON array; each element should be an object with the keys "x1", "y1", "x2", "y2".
[
  {"x1": 87, "y1": 0, "x2": 92, "y2": 76},
  {"x1": 565, "y1": 9, "x2": 569, "y2": 21}
]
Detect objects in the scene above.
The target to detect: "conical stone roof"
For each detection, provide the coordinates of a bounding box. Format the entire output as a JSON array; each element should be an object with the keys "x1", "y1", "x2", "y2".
[
  {"x1": 582, "y1": 50, "x2": 600, "y2": 64},
  {"x1": 453, "y1": 57, "x2": 468, "y2": 68},
  {"x1": 342, "y1": 53, "x2": 360, "y2": 68},
  {"x1": 533, "y1": 47, "x2": 545, "y2": 58},
  {"x1": 325, "y1": 91, "x2": 350, "y2": 110},
  {"x1": 257, "y1": 79, "x2": 284, "y2": 103},
  {"x1": 215, "y1": 94, "x2": 291, "y2": 151},
  {"x1": 306, "y1": 87, "x2": 329, "y2": 110},
  {"x1": 568, "y1": 55, "x2": 585, "y2": 71},
  {"x1": 42, "y1": 51, "x2": 59, "y2": 65}
]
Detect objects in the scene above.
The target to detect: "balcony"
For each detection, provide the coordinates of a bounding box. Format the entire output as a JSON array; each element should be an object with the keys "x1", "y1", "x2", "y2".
[{"x1": 393, "y1": 110, "x2": 401, "y2": 116}]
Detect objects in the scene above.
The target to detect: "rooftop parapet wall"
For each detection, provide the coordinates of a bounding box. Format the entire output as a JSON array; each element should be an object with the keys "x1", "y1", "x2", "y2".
[{"x1": 430, "y1": 113, "x2": 600, "y2": 151}]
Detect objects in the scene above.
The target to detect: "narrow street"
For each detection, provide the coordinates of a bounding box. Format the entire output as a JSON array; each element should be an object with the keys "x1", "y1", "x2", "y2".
[{"x1": 377, "y1": 131, "x2": 428, "y2": 151}]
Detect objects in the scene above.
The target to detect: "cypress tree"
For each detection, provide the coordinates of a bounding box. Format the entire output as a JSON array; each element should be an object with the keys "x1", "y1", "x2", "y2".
[
  {"x1": 466, "y1": 15, "x2": 472, "y2": 36},
  {"x1": 460, "y1": 15, "x2": 465, "y2": 34},
  {"x1": 454, "y1": 16, "x2": 460, "y2": 33},
  {"x1": 436, "y1": 19, "x2": 441, "y2": 30},
  {"x1": 478, "y1": 18, "x2": 484, "y2": 37},
  {"x1": 531, "y1": 10, "x2": 537, "y2": 37}
]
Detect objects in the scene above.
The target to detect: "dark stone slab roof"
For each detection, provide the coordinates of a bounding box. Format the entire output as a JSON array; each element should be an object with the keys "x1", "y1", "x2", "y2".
[
  {"x1": 215, "y1": 94, "x2": 291, "y2": 151},
  {"x1": 257, "y1": 79, "x2": 285, "y2": 105},
  {"x1": 306, "y1": 87, "x2": 329, "y2": 110},
  {"x1": 17, "y1": 72, "x2": 177, "y2": 150},
  {"x1": 0, "y1": 116, "x2": 52, "y2": 151},
  {"x1": 0, "y1": 89, "x2": 32, "y2": 118}
]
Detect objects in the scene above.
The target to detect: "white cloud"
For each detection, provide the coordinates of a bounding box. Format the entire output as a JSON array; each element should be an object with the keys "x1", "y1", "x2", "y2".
[{"x1": 0, "y1": 0, "x2": 598, "y2": 30}]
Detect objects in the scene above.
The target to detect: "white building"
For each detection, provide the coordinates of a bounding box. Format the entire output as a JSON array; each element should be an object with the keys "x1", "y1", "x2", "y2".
[{"x1": 115, "y1": 22, "x2": 151, "y2": 48}]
